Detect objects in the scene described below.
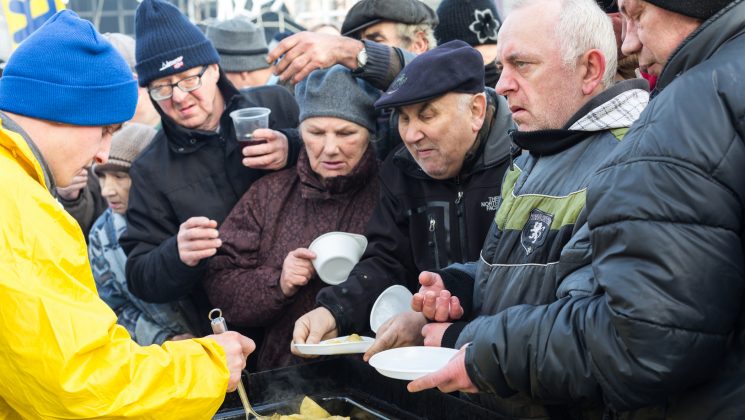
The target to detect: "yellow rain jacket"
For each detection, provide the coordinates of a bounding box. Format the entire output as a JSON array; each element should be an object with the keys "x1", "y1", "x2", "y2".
[{"x1": 0, "y1": 115, "x2": 229, "y2": 419}]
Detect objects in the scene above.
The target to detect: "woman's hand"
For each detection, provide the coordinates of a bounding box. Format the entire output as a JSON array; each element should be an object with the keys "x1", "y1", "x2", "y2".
[{"x1": 279, "y1": 248, "x2": 317, "y2": 297}]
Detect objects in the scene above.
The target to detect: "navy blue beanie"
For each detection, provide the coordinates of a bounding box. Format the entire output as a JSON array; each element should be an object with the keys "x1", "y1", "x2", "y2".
[
  {"x1": 0, "y1": 10, "x2": 137, "y2": 126},
  {"x1": 134, "y1": 0, "x2": 220, "y2": 87},
  {"x1": 375, "y1": 40, "x2": 484, "y2": 109}
]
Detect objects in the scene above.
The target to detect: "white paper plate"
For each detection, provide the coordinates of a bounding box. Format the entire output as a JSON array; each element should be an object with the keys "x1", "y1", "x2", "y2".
[
  {"x1": 292, "y1": 335, "x2": 374, "y2": 355},
  {"x1": 368, "y1": 346, "x2": 458, "y2": 380}
]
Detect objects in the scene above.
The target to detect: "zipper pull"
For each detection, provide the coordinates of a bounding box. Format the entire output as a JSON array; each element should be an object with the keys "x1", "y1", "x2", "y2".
[
  {"x1": 455, "y1": 191, "x2": 463, "y2": 204},
  {"x1": 429, "y1": 216, "x2": 436, "y2": 232}
]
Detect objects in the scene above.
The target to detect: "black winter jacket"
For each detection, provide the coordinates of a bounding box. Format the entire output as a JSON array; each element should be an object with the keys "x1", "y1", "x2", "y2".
[
  {"x1": 317, "y1": 89, "x2": 514, "y2": 335},
  {"x1": 461, "y1": 2, "x2": 745, "y2": 418},
  {"x1": 121, "y1": 74, "x2": 299, "y2": 336}
]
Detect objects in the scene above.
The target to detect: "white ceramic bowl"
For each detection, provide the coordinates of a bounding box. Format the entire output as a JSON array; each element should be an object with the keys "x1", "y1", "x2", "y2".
[
  {"x1": 369, "y1": 285, "x2": 414, "y2": 333},
  {"x1": 308, "y1": 232, "x2": 367, "y2": 285},
  {"x1": 368, "y1": 346, "x2": 459, "y2": 380}
]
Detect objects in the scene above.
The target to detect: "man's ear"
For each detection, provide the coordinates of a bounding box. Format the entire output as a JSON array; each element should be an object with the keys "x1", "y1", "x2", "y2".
[
  {"x1": 580, "y1": 49, "x2": 606, "y2": 95},
  {"x1": 471, "y1": 93, "x2": 487, "y2": 132},
  {"x1": 409, "y1": 31, "x2": 430, "y2": 54}
]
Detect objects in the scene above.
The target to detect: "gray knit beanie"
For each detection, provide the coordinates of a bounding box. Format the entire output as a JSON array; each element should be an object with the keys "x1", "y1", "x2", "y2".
[
  {"x1": 295, "y1": 65, "x2": 380, "y2": 132},
  {"x1": 94, "y1": 123, "x2": 157, "y2": 175},
  {"x1": 644, "y1": 0, "x2": 732, "y2": 20}
]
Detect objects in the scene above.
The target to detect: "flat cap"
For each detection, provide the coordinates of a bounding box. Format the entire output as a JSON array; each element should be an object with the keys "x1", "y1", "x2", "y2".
[
  {"x1": 341, "y1": 0, "x2": 438, "y2": 38},
  {"x1": 374, "y1": 40, "x2": 484, "y2": 109}
]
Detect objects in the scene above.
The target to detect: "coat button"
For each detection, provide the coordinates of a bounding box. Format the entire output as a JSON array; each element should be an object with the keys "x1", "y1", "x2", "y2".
[{"x1": 190, "y1": 138, "x2": 196, "y2": 144}]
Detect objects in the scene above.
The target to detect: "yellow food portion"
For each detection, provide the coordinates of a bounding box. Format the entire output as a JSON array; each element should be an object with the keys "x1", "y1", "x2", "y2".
[
  {"x1": 268, "y1": 396, "x2": 350, "y2": 420},
  {"x1": 323, "y1": 334, "x2": 363, "y2": 344}
]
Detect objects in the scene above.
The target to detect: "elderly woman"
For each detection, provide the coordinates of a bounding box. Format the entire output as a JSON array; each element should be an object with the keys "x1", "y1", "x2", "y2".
[{"x1": 205, "y1": 65, "x2": 380, "y2": 370}]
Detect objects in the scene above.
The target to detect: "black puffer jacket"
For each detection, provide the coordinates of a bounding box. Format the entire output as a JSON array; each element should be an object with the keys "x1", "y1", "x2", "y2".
[
  {"x1": 121, "y1": 73, "x2": 299, "y2": 336},
  {"x1": 461, "y1": 2, "x2": 745, "y2": 418},
  {"x1": 317, "y1": 89, "x2": 514, "y2": 335}
]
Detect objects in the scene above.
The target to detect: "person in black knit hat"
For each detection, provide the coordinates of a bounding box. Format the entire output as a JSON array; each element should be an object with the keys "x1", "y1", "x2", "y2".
[
  {"x1": 434, "y1": 0, "x2": 502, "y2": 87},
  {"x1": 121, "y1": 0, "x2": 300, "y2": 350}
]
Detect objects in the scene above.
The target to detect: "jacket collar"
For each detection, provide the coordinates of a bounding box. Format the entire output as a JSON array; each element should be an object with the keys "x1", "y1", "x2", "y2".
[
  {"x1": 0, "y1": 111, "x2": 55, "y2": 191},
  {"x1": 392, "y1": 88, "x2": 514, "y2": 180},
  {"x1": 156, "y1": 68, "x2": 244, "y2": 153},
  {"x1": 511, "y1": 78, "x2": 649, "y2": 156},
  {"x1": 654, "y1": 0, "x2": 745, "y2": 96},
  {"x1": 297, "y1": 144, "x2": 378, "y2": 200}
]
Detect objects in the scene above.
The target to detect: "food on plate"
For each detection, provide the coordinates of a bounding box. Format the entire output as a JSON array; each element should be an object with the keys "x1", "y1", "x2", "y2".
[
  {"x1": 268, "y1": 396, "x2": 349, "y2": 419},
  {"x1": 322, "y1": 334, "x2": 363, "y2": 345}
]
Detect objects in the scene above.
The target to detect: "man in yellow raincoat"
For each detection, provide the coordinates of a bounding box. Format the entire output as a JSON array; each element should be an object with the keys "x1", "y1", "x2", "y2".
[{"x1": 0, "y1": 10, "x2": 254, "y2": 419}]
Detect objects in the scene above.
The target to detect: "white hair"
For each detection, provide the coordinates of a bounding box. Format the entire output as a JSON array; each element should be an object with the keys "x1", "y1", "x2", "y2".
[
  {"x1": 510, "y1": 0, "x2": 618, "y2": 87},
  {"x1": 396, "y1": 23, "x2": 438, "y2": 51}
]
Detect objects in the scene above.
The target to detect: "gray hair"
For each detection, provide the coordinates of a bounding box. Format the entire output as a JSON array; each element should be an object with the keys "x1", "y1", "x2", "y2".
[
  {"x1": 511, "y1": 0, "x2": 617, "y2": 87},
  {"x1": 396, "y1": 23, "x2": 438, "y2": 51}
]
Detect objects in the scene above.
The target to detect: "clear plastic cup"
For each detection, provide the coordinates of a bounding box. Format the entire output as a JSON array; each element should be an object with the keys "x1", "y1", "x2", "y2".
[{"x1": 229, "y1": 107, "x2": 271, "y2": 147}]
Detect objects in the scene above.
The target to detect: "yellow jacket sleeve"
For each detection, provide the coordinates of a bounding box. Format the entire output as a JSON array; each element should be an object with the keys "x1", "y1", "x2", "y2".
[{"x1": 1, "y1": 125, "x2": 229, "y2": 419}]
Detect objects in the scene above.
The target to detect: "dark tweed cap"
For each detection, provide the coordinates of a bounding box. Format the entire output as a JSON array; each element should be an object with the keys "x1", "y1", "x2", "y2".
[
  {"x1": 341, "y1": 0, "x2": 438, "y2": 38},
  {"x1": 374, "y1": 40, "x2": 484, "y2": 110}
]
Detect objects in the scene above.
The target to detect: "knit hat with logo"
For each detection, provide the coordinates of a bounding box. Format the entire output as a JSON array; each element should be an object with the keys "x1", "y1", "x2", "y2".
[
  {"x1": 0, "y1": 10, "x2": 137, "y2": 125},
  {"x1": 434, "y1": 0, "x2": 501, "y2": 46},
  {"x1": 644, "y1": 0, "x2": 733, "y2": 20},
  {"x1": 134, "y1": 0, "x2": 219, "y2": 87},
  {"x1": 94, "y1": 123, "x2": 157, "y2": 175}
]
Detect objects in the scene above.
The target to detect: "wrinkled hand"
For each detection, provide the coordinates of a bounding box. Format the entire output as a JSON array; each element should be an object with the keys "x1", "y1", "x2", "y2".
[
  {"x1": 56, "y1": 168, "x2": 88, "y2": 200},
  {"x1": 267, "y1": 31, "x2": 364, "y2": 83},
  {"x1": 177, "y1": 216, "x2": 221, "y2": 267},
  {"x1": 421, "y1": 322, "x2": 452, "y2": 347},
  {"x1": 241, "y1": 128, "x2": 288, "y2": 170},
  {"x1": 412, "y1": 272, "x2": 464, "y2": 322},
  {"x1": 407, "y1": 345, "x2": 478, "y2": 394},
  {"x1": 291, "y1": 307, "x2": 338, "y2": 357},
  {"x1": 363, "y1": 311, "x2": 426, "y2": 362},
  {"x1": 280, "y1": 248, "x2": 317, "y2": 297},
  {"x1": 205, "y1": 331, "x2": 255, "y2": 392}
]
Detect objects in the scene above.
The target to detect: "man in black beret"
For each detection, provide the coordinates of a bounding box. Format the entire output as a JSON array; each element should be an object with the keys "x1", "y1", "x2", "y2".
[
  {"x1": 341, "y1": 0, "x2": 438, "y2": 54},
  {"x1": 291, "y1": 40, "x2": 515, "y2": 362}
]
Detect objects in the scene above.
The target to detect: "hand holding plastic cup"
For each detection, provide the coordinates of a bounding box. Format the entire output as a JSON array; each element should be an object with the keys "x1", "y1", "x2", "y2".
[{"x1": 230, "y1": 107, "x2": 271, "y2": 147}]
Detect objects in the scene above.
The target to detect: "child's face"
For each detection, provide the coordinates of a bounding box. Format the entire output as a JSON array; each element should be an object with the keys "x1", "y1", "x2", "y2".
[{"x1": 98, "y1": 171, "x2": 132, "y2": 215}]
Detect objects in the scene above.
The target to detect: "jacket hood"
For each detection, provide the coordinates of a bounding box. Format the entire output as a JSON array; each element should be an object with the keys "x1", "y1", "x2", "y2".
[
  {"x1": 392, "y1": 88, "x2": 513, "y2": 180},
  {"x1": 0, "y1": 111, "x2": 53, "y2": 191},
  {"x1": 655, "y1": 0, "x2": 745, "y2": 95}
]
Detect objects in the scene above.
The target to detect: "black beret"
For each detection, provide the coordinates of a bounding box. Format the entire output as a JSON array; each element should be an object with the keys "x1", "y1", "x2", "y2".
[
  {"x1": 341, "y1": 0, "x2": 439, "y2": 38},
  {"x1": 374, "y1": 40, "x2": 484, "y2": 110},
  {"x1": 645, "y1": 0, "x2": 732, "y2": 20}
]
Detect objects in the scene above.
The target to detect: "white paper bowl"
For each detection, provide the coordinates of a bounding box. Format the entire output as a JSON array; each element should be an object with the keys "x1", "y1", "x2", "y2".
[
  {"x1": 368, "y1": 346, "x2": 459, "y2": 380},
  {"x1": 309, "y1": 232, "x2": 367, "y2": 285},
  {"x1": 369, "y1": 285, "x2": 414, "y2": 333}
]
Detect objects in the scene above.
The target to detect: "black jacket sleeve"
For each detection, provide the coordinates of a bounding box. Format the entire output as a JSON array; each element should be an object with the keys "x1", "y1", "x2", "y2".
[
  {"x1": 456, "y1": 91, "x2": 745, "y2": 411},
  {"x1": 121, "y1": 161, "x2": 205, "y2": 303},
  {"x1": 316, "y1": 162, "x2": 418, "y2": 335}
]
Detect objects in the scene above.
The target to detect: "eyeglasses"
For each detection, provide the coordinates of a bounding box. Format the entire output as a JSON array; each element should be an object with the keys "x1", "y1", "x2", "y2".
[{"x1": 148, "y1": 66, "x2": 208, "y2": 101}]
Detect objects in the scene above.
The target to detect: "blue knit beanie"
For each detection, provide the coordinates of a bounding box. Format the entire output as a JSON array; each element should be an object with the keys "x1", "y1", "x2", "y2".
[
  {"x1": 135, "y1": 0, "x2": 220, "y2": 87},
  {"x1": 0, "y1": 10, "x2": 137, "y2": 126}
]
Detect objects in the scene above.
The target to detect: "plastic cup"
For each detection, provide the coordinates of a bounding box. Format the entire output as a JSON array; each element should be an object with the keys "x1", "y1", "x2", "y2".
[{"x1": 230, "y1": 107, "x2": 271, "y2": 147}]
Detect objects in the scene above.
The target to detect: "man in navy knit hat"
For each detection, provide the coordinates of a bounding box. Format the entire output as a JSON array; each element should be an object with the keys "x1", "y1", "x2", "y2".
[
  {"x1": 0, "y1": 10, "x2": 253, "y2": 418},
  {"x1": 121, "y1": 0, "x2": 300, "y2": 341}
]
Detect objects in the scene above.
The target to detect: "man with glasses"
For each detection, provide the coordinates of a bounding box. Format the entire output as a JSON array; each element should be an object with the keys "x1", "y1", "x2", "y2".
[{"x1": 120, "y1": 0, "x2": 299, "y2": 340}]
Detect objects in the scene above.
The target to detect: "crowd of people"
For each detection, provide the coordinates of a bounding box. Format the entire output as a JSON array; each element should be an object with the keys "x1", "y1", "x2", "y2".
[{"x1": 1, "y1": 0, "x2": 744, "y2": 418}]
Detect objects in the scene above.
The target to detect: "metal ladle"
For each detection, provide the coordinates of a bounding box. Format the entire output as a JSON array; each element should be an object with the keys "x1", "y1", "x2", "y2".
[{"x1": 209, "y1": 308, "x2": 263, "y2": 420}]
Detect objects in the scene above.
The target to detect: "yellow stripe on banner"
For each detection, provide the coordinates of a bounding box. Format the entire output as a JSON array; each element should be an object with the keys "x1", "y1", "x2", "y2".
[{"x1": 1, "y1": 0, "x2": 65, "y2": 51}]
